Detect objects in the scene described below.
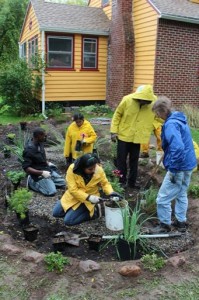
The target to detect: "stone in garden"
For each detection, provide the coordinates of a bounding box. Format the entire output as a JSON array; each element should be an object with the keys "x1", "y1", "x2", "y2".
[
  {"x1": 23, "y1": 250, "x2": 44, "y2": 263},
  {"x1": 1, "y1": 243, "x2": 23, "y2": 255},
  {"x1": 79, "y1": 260, "x2": 101, "y2": 273},
  {"x1": 0, "y1": 233, "x2": 12, "y2": 244},
  {"x1": 167, "y1": 255, "x2": 186, "y2": 268},
  {"x1": 118, "y1": 265, "x2": 141, "y2": 277}
]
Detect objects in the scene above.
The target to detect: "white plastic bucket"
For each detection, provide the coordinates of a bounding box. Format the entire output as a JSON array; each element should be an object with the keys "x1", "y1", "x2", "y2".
[
  {"x1": 156, "y1": 151, "x2": 164, "y2": 168},
  {"x1": 105, "y1": 200, "x2": 128, "y2": 231}
]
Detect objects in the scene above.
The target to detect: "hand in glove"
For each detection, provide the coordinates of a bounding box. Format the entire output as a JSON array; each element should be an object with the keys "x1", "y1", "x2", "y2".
[
  {"x1": 109, "y1": 191, "x2": 123, "y2": 201},
  {"x1": 88, "y1": 195, "x2": 100, "y2": 204},
  {"x1": 169, "y1": 171, "x2": 177, "y2": 184},
  {"x1": 111, "y1": 133, "x2": 118, "y2": 143},
  {"x1": 42, "y1": 171, "x2": 51, "y2": 178}
]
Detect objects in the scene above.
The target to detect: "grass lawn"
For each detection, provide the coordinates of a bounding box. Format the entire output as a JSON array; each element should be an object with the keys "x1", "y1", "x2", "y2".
[{"x1": 191, "y1": 128, "x2": 199, "y2": 144}]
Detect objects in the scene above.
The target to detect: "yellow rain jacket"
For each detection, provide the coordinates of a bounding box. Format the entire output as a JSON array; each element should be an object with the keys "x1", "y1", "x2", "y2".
[
  {"x1": 110, "y1": 85, "x2": 157, "y2": 144},
  {"x1": 64, "y1": 120, "x2": 97, "y2": 159},
  {"x1": 61, "y1": 164, "x2": 113, "y2": 217},
  {"x1": 193, "y1": 140, "x2": 199, "y2": 172}
]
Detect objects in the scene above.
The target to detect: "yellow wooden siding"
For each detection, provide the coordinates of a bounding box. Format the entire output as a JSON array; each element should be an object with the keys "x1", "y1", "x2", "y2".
[
  {"x1": 45, "y1": 35, "x2": 108, "y2": 101},
  {"x1": 133, "y1": 0, "x2": 158, "y2": 89},
  {"x1": 20, "y1": 4, "x2": 41, "y2": 53},
  {"x1": 190, "y1": 0, "x2": 199, "y2": 3},
  {"x1": 89, "y1": 0, "x2": 112, "y2": 19}
]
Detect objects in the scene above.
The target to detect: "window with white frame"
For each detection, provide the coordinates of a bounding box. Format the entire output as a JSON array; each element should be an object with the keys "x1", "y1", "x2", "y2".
[
  {"x1": 47, "y1": 36, "x2": 73, "y2": 68},
  {"x1": 28, "y1": 36, "x2": 38, "y2": 67},
  {"x1": 20, "y1": 42, "x2": 27, "y2": 59},
  {"x1": 82, "y1": 37, "x2": 98, "y2": 69},
  {"x1": 101, "y1": 0, "x2": 109, "y2": 6}
]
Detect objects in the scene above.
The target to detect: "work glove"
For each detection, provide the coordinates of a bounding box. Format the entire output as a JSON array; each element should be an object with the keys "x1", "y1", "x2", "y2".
[
  {"x1": 42, "y1": 171, "x2": 51, "y2": 178},
  {"x1": 88, "y1": 195, "x2": 100, "y2": 204},
  {"x1": 111, "y1": 133, "x2": 118, "y2": 143},
  {"x1": 109, "y1": 191, "x2": 123, "y2": 201},
  {"x1": 169, "y1": 171, "x2": 177, "y2": 184}
]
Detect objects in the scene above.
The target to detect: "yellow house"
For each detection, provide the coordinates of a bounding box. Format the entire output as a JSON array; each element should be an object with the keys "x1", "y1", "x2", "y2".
[
  {"x1": 19, "y1": 0, "x2": 110, "y2": 114},
  {"x1": 89, "y1": 0, "x2": 199, "y2": 108},
  {"x1": 20, "y1": 0, "x2": 199, "y2": 110}
]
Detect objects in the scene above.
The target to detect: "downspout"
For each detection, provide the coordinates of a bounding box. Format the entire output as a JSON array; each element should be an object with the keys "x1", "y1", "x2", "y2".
[{"x1": 41, "y1": 30, "x2": 47, "y2": 119}]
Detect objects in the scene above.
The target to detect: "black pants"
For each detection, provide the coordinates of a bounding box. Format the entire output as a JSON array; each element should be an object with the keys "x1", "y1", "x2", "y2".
[{"x1": 117, "y1": 139, "x2": 140, "y2": 185}]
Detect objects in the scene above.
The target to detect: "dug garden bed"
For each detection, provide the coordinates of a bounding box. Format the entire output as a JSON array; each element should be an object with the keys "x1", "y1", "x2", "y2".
[{"x1": 0, "y1": 120, "x2": 198, "y2": 264}]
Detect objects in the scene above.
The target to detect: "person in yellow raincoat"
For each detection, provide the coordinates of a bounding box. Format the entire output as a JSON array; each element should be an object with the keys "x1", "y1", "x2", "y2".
[
  {"x1": 193, "y1": 140, "x2": 199, "y2": 172},
  {"x1": 52, "y1": 153, "x2": 121, "y2": 226},
  {"x1": 64, "y1": 113, "x2": 97, "y2": 167},
  {"x1": 110, "y1": 85, "x2": 157, "y2": 189},
  {"x1": 140, "y1": 119, "x2": 162, "y2": 158}
]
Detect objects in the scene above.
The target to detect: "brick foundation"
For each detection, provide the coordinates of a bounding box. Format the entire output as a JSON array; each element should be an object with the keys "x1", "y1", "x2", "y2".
[
  {"x1": 154, "y1": 19, "x2": 199, "y2": 106},
  {"x1": 106, "y1": 0, "x2": 134, "y2": 108}
]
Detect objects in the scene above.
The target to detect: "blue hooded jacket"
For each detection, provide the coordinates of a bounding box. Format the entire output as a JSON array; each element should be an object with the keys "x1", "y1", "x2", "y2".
[{"x1": 161, "y1": 111, "x2": 197, "y2": 172}]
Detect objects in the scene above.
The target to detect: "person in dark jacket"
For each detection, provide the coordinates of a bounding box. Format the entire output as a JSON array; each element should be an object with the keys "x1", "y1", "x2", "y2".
[
  {"x1": 150, "y1": 96, "x2": 197, "y2": 233},
  {"x1": 22, "y1": 127, "x2": 65, "y2": 196}
]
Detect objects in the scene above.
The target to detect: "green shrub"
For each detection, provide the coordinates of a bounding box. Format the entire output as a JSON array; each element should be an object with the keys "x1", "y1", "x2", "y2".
[
  {"x1": 8, "y1": 188, "x2": 32, "y2": 219},
  {"x1": 188, "y1": 184, "x2": 199, "y2": 198},
  {"x1": 0, "y1": 59, "x2": 41, "y2": 116},
  {"x1": 141, "y1": 186, "x2": 158, "y2": 215},
  {"x1": 44, "y1": 252, "x2": 70, "y2": 272},
  {"x1": 79, "y1": 104, "x2": 113, "y2": 116},
  {"x1": 6, "y1": 170, "x2": 26, "y2": 184},
  {"x1": 140, "y1": 253, "x2": 166, "y2": 272},
  {"x1": 182, "y1": 105, "x2": 199, "y2": 128}
]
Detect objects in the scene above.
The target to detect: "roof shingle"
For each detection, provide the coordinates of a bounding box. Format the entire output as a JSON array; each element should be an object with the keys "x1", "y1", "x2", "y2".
[
  {"x1": 30, "y1": 0, "x2": 110, "y2": 35},
  {"x1": 149, "y1": 0, "x2": 199, "y2": 24}
]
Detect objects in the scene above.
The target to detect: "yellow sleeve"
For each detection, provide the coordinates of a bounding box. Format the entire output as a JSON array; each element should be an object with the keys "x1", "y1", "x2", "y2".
[
  {"x1": 84, "y1": 123, "x2": 97, "y2": 144},
  {"x1": 64, "y1": 126, "x2": 72, "y2": 158},
  {"x1": 153, "y1": 117, "x2": 164, "y2": 129},
  {"x1": 66, "y1": 166, "x2": 89, "y2": 202},
  {"x1": 110, "y1": 98, "x2": 126, "y2": 133}
]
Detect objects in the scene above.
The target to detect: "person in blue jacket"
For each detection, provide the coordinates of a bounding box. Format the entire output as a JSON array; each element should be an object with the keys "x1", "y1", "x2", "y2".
[{"x1": 150, "y1": 96, "x2": 197, "y2": 233}]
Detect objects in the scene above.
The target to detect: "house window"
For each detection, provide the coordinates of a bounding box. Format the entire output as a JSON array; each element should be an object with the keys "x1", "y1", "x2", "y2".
[
  {"x1": 82, "y1": 37, "x2": 98, "y2": 69},
  {"x1": 20, "y1": 42, "x2": 27, "y2": 59},
  {"x1": 28, "y1": 36, "x2": 38, "y2": 67},
  {"x1": 47, "y1": 36, "x2": 73, "y2": 69},
  {"x1": 101, "y1": 0, "x2": 109, "y2": 6}
]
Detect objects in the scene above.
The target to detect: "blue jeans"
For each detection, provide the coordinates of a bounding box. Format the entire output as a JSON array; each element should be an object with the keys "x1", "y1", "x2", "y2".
[
  {"x1": 28, "y1": 170, "x2": 65, "y2": 196},
  {"x1": 52, "y1": 200, "x2": 96, "y2": 226},
  {"x1": 157, "y1": 170, "x2": 192, "y2": 225}
]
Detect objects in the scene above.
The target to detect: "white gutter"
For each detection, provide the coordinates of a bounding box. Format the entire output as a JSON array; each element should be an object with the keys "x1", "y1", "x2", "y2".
[
  {"x1": 41, "y1": 30, "x2": 47, "y2": 119},
  {"x1": 40, "y1": 27, "x2": 110, "y2": 36},
  {"x1": 160, "y1": 14, "x2": 199, "y2": 25}
]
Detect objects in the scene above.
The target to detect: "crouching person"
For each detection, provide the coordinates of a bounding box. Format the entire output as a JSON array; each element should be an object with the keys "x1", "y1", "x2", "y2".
[
  {"x1": 53, "y1": 153, "x2": 120, "y2": 226},
  {"x1": 22, "y1": 127, "x2": 65, "y2": 196}
]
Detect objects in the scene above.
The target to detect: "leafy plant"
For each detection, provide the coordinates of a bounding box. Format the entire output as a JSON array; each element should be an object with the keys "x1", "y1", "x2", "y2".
[
  {"x1": 103, "y1": 160, "x2": 115, "y2": 178},
  {"x1": 141, "y1": 186, "x2": 158, "y2": 215},
  {"x1": 109, "y1": 176, "x2": 124, "y2": 194},
  {"x1": 0, "y1": 104, "x2": 10, "y2": 115},
  {"x1": 188, "y1": 184, "x2": 199, "y2": 198},
  {"x1": 6, "y1": 170, "x2": 26, "y2": 184},
  {"x1": 8, "y1": 127, "x2": 30, "y2": 162},
  {"x1": 79, "y1": 104, "x2": 113, "y2": 116},
  {"x1": 140, "y1": 253, "x2": 166, "y2": 272},
  {"x1": 8, "y1": 188, "x2": 32, "y2": 219},
  {"x1": 182, "y1": 104, "x2": 199, "y2": 128},
  {"x1": 93, "y1": 137, "x2": 109, "y2": 158},
  {"x1": 44, "y1": 252, "x2": 70, "y2": 272},
  {"x1": 6, "y1": 133, "x2": 16, "y2": 140}
]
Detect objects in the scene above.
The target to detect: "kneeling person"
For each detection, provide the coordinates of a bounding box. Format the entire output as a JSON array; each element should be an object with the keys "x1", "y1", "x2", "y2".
[
  {"x1": 22, "y1": 127, "x2": 65, "y2": 196},
  {"x1": 53, "y1": 153, "x2": 120, "y2": 226}
]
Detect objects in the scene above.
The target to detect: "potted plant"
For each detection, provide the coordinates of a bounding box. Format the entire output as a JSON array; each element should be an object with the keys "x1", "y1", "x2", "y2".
[
  {"x1": 116, "y1": 203, "x2": 152, "y2": 261},
  {"x1": 8, "y1": 188, "x2": 32, "y2": 226},
  {"x1": 6, "y1": 133, "x2": 16, "y2": 144},
  {"x1": 3, "y1": 146, "x2": 11, "y2": 158},
  {"x1": 6, "y1": 170, "x2": 26, "y2": 190}
]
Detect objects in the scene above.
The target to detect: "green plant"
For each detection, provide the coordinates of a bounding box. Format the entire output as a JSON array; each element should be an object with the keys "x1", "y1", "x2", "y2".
[
  {"x1": 44, "y1": 252, "x2": 70, "y2": 272},
  {"x1": 93, "y1": 137, "x2": 109, "y2": 158},
  {"x1": 0, "y1": 59, "x2": 41, "y2": 116},
  {"x1": 182, "y1": 104, "x2": 199, "y2": 128},
  {"x1": 8, "y1": 127, "x2": 30, "y2": 162},
  {"x1": 103, "y1": 160, "x2": 115, "y2": 178},
  {"x1": 6, "y1": 133, "x2": 16, "y2": 139},
  {"x1": 140, "y1": 253, "x2": 166, "y2": 272},
  {"x1": 79, "y1": 104, "x2": 113, "y2": 116},
  {"x1": 8, "y1": 188, "x2": 32, "y2": 219},
  {"x1": 6, "y1": 170, "x2": 26, "y2": 184},
  {"x1": 141, "y1": 186, "x2": 158, "y2": 214},
  {"x1": 109, "y1": 176, "x2": 124, "y2": 194},
  {"x1": 188, "y1": 184, "x2": 199, "y2": 198},
  {"x1": 0, "y1": 104, "x2": 10, "y2": 115}
]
